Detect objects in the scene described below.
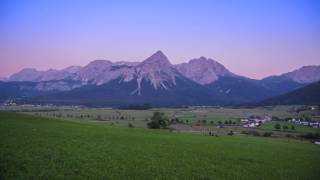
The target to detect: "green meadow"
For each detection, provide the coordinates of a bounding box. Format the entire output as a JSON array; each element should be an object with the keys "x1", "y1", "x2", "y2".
[{"x1": 1, "y1": 112, "x2": 320, "y2": 179}]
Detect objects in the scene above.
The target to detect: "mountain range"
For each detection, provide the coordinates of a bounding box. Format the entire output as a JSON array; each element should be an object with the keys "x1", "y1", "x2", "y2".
[{"x1": 1, "y1": 51, "x2": 319, "y2": 107}]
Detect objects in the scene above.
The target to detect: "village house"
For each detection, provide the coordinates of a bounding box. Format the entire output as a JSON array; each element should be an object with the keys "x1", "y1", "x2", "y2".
[
  {"x1": 288, "y1": 118, "x2": 320, "y2": 128},
  {"x1": 241, "y1": 115, "x2": 272, "y2": 128}
]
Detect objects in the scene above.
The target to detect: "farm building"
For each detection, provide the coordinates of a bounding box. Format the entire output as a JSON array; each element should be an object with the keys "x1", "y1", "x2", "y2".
[{"x1": 241, "y1": 115, "x2": 271, "y2": 128}]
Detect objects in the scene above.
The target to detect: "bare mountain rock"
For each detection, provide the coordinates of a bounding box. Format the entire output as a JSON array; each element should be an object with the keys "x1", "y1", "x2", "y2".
[
  {"x1": 132, "y1": 51, "x2": 179, "y2": 94},
  {"x1": 174, "y1": 57, "x2": 235, "y2": 85},
  {"x1": 9, "y1": 67, "x2": 79, "y2": 82},
  {"x1": 282, "y1": 65, "x2": 320, "y2": 83}
]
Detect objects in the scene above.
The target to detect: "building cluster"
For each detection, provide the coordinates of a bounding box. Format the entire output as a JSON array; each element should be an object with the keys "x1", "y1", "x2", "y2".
[
  {"x1": 288, "y1": 118, "x2": 320, "y2": 128},
  {"x1": 241, "y1": 115, "x2": 272, "y2": 128}
]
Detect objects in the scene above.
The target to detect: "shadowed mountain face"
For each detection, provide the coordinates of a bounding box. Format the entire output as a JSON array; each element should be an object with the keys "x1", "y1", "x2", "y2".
[
  {"x1": 30, "y1": 77, "x2": 228, "y2": 107},
  {"x1": 1, "y1": 51, "x2": 318, "y2": 106},
  {"x1": 259, "y1": 81, "x2": 320, "y2": 105}
]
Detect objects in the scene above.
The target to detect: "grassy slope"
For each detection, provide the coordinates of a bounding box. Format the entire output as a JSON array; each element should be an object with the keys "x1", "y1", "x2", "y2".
[{"x1": 0, "y1": 112, "x2": 320, "y2": 179}]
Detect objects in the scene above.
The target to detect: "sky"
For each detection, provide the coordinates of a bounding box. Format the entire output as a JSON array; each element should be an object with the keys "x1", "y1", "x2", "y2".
[{"x1": 1, "y1": 0, "x2": 320, "y2": 79}]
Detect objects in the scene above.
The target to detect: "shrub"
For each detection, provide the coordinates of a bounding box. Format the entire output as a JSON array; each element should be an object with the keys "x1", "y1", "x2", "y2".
[
  {"x1": 147, "y1": 112, "x2": 169, "y2": 129},
  {"x1": 291, "y1": 125, "x2": 295, "y2": 130},
  {"x1": 272, "y1": 116, "x2": 281, "y2": 121},
  {"x1": 170, "y1": 118, "x2": 177, "y2": 125},
  {"x1": 305, "y1": 117, "x2": 312, "y2": 122},
  {"x1": 128, "y1": 123, "x2": 134, "y2": 128},
  {"x1": 282, "y1": 125, "x2": 288, "y2": 130},
  {"x1": 96, "y1": 115, "x2": 102, "y2": 121},
  {"x1": 285, "y1": 134, "x2": 294, "y2": 138},
  {"x1": 248, "y1": 130, "x2": 261, "y2": 136},
  {"x1": 227, "y1": 130, "x2": 234, "y2": 136},
  {"x1": 300, "y1": 133, "x2": 320, "y2": 140},
  {"x1": 263, "y1": 132, "x2": 273, "y2": 137},
  {"x1": 242, "y1": 130, "x2": 261, "y2": 136},
  {"x1": 284, "y1": 117, "x2": 291, "y2": 121},
  {"x1": 241, "y1": 131, "x2": 248, "y2": 135},
  {"x1": 147, "y1": 120, "x2": 160, "y2": 129},
  {"x1": 274, "y1": 123, "x2": 281, "y2": 130}
]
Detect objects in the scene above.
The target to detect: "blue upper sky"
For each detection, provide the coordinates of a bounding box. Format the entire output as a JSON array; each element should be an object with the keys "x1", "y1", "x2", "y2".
[{"x1": 1, "y1": 0, "x2": 319, "y2": 79}]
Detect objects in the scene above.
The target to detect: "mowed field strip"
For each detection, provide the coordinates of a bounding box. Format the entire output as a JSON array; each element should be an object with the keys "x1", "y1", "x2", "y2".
[{"x1": 0, "y1": 112, "x2": 320, "y2": 179}]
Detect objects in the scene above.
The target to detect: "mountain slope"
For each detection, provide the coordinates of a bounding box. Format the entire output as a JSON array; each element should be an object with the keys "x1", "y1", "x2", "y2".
[
  {"x1": 29, "y1": 76, "x2": 233, "y2": 107},
  {"x1": 0, "y1": 80, "x2": 83, "y2": 103},
  {"x1": 259, "y1": 81, "x2": 320, "y2": 105},
  {"x1": 205, "y1": 76, "x2": 280, "y2": 103},
  {"x1": 259, "y1": 76, "x2": 303, "y2": 95}
]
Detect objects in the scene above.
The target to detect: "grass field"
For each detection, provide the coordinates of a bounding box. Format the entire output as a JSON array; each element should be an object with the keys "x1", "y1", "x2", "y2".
[
  {"x1": 19, "y1": 105, "x2": 319, "y2": 128},
  {"x1": 1, "y1": 112, "x2": 320, "y2": 179}
]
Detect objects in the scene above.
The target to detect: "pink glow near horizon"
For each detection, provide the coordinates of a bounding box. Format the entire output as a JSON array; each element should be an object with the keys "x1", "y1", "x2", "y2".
[
  {"x1": 1, "y1": 45, "x2": 319, "y2": 79},
  {"x1": 1, "y1": 0, "x2": 319, "y2": 79}
]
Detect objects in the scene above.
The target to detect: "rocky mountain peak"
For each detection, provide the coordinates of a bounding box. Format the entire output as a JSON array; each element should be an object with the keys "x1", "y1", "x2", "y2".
[
  {"x1": 19, "y1": 68, "x2": 38, "y2": 73},
  {"x1": 175, "y1": 57, "x2": 234, "y2": 85},
  {"x1": 63, "y1": 66, "x2": 82, "y2": 74},
  {"x1": 9, "y1": 68, "x2": 42, "y2": 81},
  {"x1": 86, "y1": 60, "x2": 113, "y2": 67},
  {"x1": 131, "y1": 51, "x2": 178, "y2": 94},
  {"x1": 282, "y1": 65, "x2": 320, "y2": 83},
  {"x1": 141, "y1": 50, "x2": 172, "y2": 68},
  {"x1": 74, "y1": 60, "x2": 113, "y2": 83},
  {"x1": 8, "y1": 67, "x2": 74, "y2": 82}
]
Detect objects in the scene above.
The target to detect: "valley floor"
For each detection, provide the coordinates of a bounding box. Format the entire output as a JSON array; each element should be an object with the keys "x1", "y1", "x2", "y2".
[{"x1": 0, "y1": 112, "x2": 320, "y2": 179}]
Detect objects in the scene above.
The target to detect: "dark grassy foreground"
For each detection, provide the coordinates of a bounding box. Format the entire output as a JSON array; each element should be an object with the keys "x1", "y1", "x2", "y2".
[{"x1": 0, "y1": 112, "x2": 320, "y2": 179}]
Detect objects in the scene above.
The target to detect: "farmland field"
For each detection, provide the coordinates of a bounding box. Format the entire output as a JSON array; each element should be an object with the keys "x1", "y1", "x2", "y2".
[
  {"x1": 1, "y1": 112, "x2": 320, "y2": 179},
  {"x1": 12, "y1": 105, "x2": 319, "y2": 137},
  {"x1": 12, "y1": 105, "x2": 318, "y2": 126}
]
